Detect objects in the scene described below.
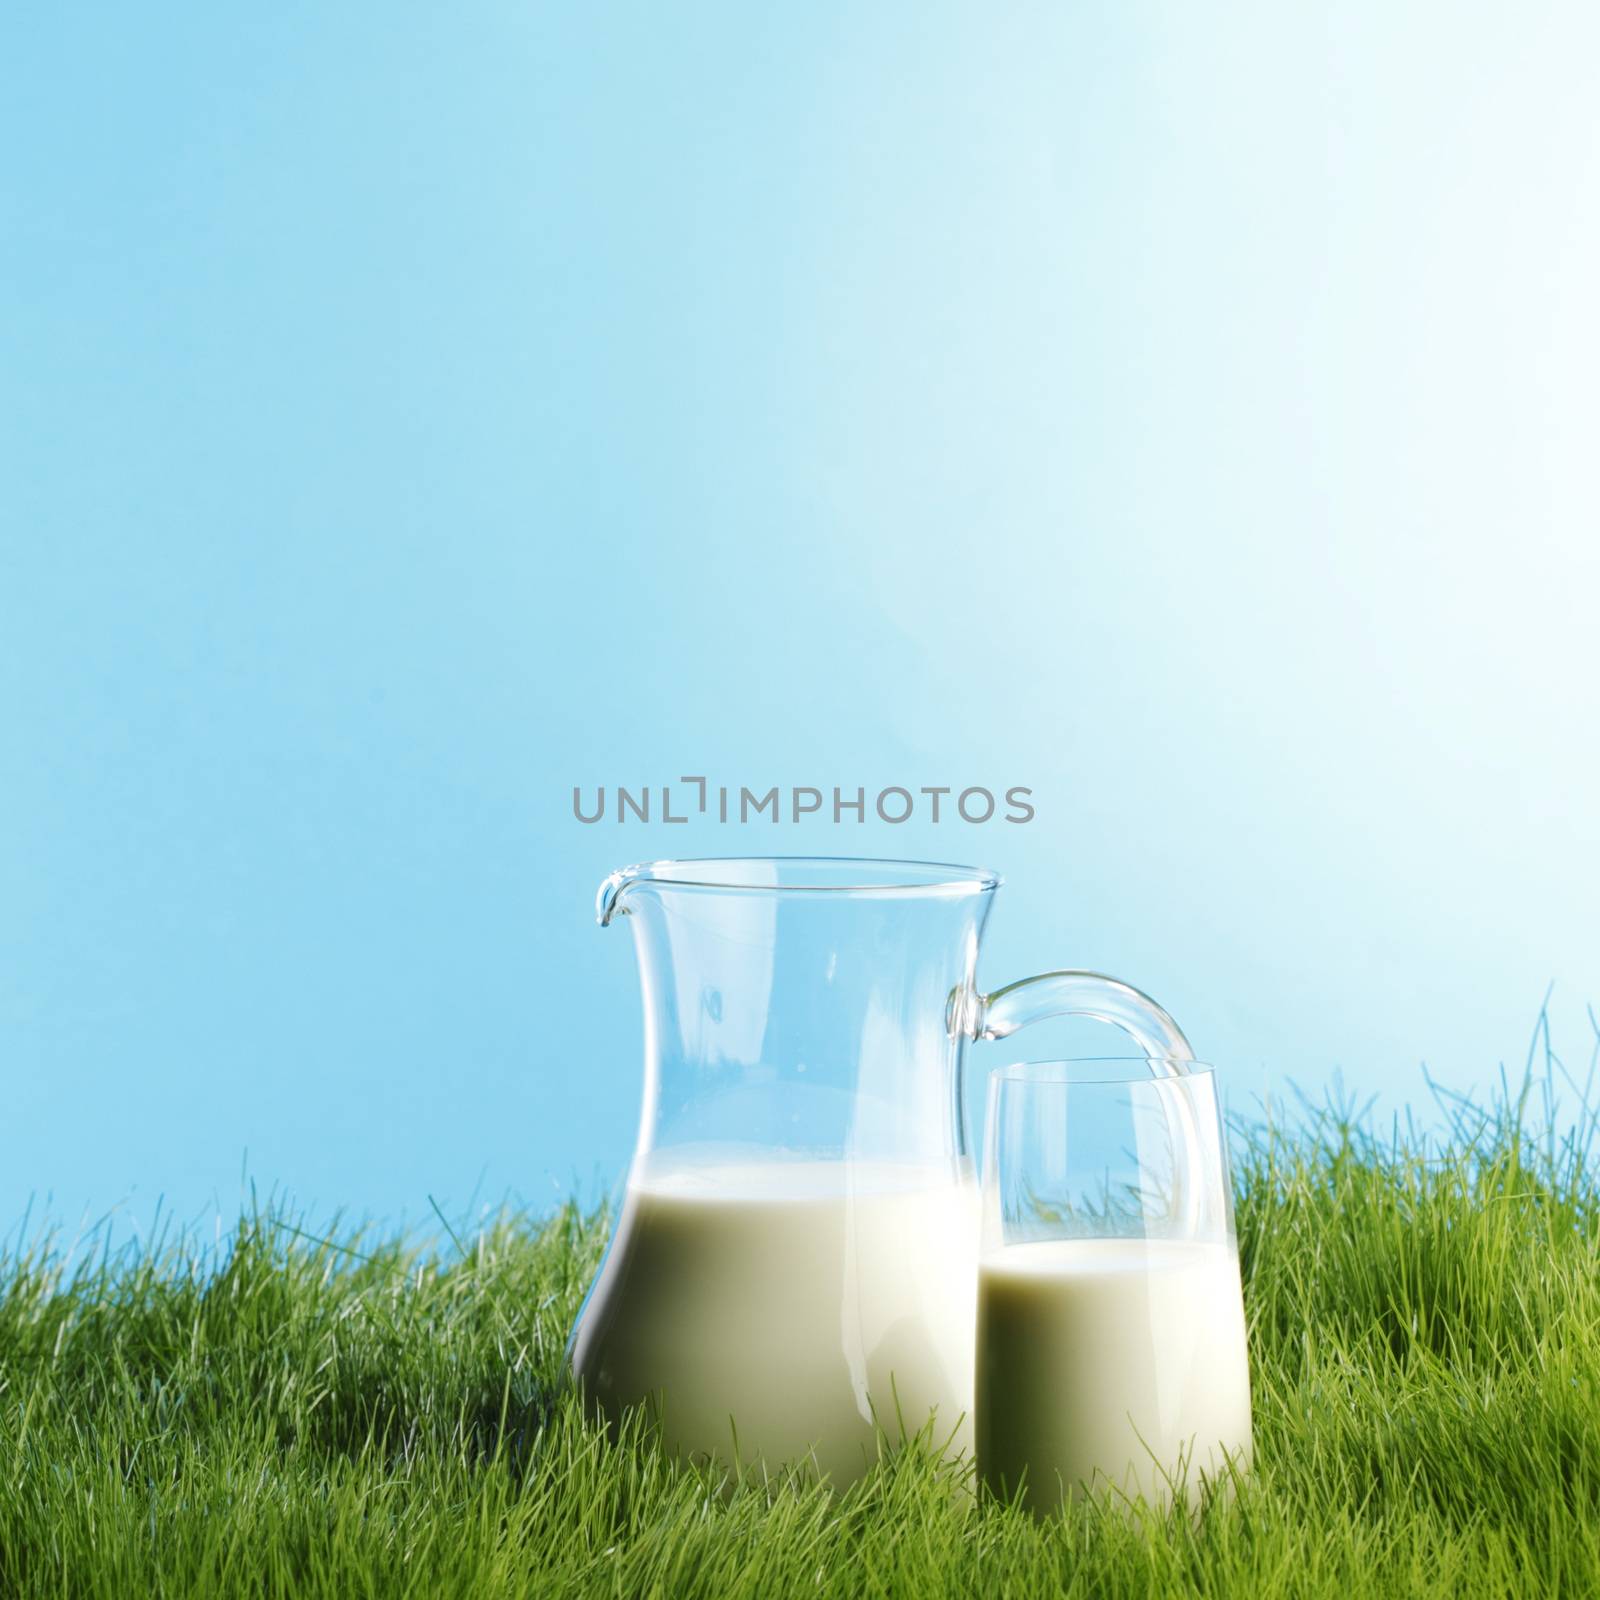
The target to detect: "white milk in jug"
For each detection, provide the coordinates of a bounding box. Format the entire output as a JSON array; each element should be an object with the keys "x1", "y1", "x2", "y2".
[{"x1": 569, "y1": 1159, "x2": 979, "y2": 1485}]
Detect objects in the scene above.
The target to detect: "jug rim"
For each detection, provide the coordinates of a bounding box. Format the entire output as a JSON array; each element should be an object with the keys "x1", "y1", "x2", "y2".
[{"x1": 599, "y1": 856, "x2": 1000, "y2": 913}]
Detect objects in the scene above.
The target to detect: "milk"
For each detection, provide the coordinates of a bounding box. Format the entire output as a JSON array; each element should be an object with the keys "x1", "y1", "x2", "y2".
[
  {"x1": 976, "y1": 1238, "x2": 1252, "y2": 1512},
  {"x1": 569, "y1": 1160, "x2": 979, "y2": 1485}
]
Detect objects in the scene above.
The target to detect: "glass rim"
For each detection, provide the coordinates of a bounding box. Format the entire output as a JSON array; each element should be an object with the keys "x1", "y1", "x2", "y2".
[
  {"x1": 990, "y1": 1057, "x2": 1216, "y2": 1087},
  {"x1": 607, "y1": 856, "x2": 1002, "y2": 895}
]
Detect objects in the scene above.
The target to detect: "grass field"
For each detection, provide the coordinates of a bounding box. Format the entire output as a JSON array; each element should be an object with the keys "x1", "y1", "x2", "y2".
[{"x1": 1, "y1": 1061, "x2": 1597, "y2": 1599}]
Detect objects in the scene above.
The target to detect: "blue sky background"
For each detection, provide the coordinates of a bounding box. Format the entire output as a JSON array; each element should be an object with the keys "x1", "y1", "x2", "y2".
[{"x1": 4, "y1": 2, "x2": 1599, "y2": 1231}]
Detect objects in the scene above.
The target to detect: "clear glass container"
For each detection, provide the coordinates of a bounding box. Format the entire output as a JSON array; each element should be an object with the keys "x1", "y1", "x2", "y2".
[{"x1": 976, "y1": 1060, "x2": 1252, "y2": 1513}]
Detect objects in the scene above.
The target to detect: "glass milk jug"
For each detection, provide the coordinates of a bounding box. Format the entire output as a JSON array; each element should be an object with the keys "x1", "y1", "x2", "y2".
[{"x1": 567, "y1": 857, "x2": 1192, "y2": 1486}]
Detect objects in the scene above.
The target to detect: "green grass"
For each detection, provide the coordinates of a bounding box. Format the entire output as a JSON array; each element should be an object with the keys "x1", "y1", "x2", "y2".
[{"x1": 2, "y1": 1064, "x2": 1598, "y2": 1599}]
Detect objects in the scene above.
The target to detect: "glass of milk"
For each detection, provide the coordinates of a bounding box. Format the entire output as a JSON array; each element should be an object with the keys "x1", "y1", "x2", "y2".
[{"x1": 976, "y1": 1060, "x2": 1252, "y2": 1515}]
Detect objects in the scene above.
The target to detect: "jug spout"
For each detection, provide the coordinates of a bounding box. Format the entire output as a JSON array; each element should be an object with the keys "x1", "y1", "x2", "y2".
[{"x1": 596, "y1": 864, "x2": 645, "y2": 927}]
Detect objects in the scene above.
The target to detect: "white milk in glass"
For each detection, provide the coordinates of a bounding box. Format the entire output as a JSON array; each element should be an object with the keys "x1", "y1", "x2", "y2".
[
  {"x1": 569, "y1": 1160, "x2": 979, "y2": 1485},
  {"x1": 976, "y1": 1238, "x2": 1252, "y2": 1511}
]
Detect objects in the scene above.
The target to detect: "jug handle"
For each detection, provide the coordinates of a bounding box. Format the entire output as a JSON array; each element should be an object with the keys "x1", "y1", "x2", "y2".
[
  {"x1": 962, "y1": 971, "x2": 1205, "y2": 1236},
  {"x1": 957, "y1": 971, "x2": 1194, "y2": 1073}
]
